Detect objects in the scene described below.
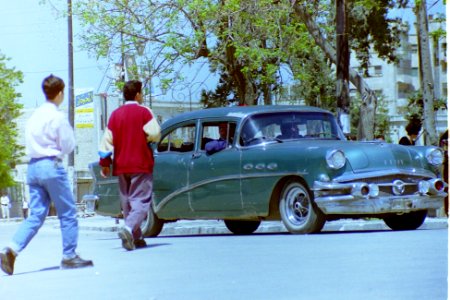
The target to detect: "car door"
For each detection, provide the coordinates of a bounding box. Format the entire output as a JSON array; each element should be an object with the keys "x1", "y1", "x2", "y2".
[
  {"x1": 188, "y1": 121, "x2": 243, "y2": 214},
  {"x1": 153, "y1": 122, "x2": 196, "y2": 218}
]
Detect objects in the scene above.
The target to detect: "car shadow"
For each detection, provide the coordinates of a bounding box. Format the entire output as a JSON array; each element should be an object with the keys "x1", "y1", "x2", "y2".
[{"x1": 155, "y1": 229, "x2": 392, "y2": 238}]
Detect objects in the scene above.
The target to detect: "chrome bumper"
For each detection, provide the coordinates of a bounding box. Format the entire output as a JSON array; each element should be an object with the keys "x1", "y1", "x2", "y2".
[{"x1": 313, "y1": 179, "x2": 447, "y2": 215}]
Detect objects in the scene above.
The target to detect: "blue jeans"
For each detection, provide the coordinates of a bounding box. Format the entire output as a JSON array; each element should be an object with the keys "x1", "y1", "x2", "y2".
[{"x1": 11, "y1": 158, "x2": 78, "y2": 258}]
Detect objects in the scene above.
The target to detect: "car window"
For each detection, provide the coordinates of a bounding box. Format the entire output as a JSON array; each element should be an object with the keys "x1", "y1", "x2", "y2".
[
  {"x1": 200, "y1": 122, "x2": 236, "y2": 150},
  {"x1": 157, "y1": 124, "x2": 196, "y2": 153},
  {"x1": 240, "y1": 112, "x2": 342, "y2": 146}
]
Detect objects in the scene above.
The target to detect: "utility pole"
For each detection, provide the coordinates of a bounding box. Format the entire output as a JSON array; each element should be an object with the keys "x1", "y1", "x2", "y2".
[
  {"x1": 68, "y1": 0, "x2": 75, "y2": 166},
  {"x1": 67, "y1": 0, "x2": 77, "y2": 201},
  {"x1": 336, "y1": 0, "x2": 350, "y2": 136},
  {"x1": 415, "y1": 1, "x2": 438, "y2": 145}
]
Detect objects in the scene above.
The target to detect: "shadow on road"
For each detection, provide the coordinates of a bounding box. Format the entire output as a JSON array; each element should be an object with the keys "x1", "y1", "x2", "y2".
[{"x1": 12, "y1": 265, "x2": 60, "y2": 276}]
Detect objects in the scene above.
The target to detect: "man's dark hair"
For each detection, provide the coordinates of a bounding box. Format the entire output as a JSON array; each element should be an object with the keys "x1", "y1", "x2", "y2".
[
  {"x1": 42, "y1": 74, "x2": 65, "y2": 100},
  {"x1": 123, "y1": 80, "x2": 142, "y2": 100},
  {"x1": 405, "y1": 119, "x2": 422, "y2": 136}
]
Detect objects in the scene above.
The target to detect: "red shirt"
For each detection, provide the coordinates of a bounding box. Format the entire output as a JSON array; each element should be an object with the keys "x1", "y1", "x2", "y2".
[{"x1": 100, "y1": 102, "x2": 155, "y2": 175}]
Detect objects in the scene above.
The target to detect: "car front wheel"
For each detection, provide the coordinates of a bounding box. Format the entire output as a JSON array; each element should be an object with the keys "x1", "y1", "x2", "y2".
[
  {"x1": 141, "y1": 203, "x2": 164, "y2": 237},
  {"x1": 279, "y1": 180, "x2": 325, "y2": 234},
  {"x1": 383, "y1": 210, "x2": 427, "y2": 231},
  {"x1": 224, "y1": 220, "x2": 261, "y2": 235}
]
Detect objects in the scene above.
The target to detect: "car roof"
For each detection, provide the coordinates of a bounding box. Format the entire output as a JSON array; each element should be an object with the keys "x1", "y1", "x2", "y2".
[{"x1": 161, "y1": 105, "x2": 332, "y2": 128}]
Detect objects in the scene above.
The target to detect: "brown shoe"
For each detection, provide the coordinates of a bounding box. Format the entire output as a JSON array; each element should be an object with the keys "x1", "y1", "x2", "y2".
[
  {"x1": 0, "y1": 247, "x2": 16, "y2": 275},
  {"x1": 134, "y1": 239, "x2": 147, "y2": 249},
  {"x1": 61, "y1": 255, "x2": 93, "y2": 270},
  {"x1": 118, "y1": 228, "x2": 135, "y2": 251}
]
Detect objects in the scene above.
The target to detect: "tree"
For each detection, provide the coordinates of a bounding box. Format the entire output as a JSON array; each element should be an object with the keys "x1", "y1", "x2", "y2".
[
  {"x1": 414, "y1": 0, "x2": 439, "y2": 145},
  {"x1": 75, "y1": 0, "x2": 412, "y2": 139},
  {"x1": 350, "y1": 94, "x2": 391, "y2": 141},
  {"x1": 292, "y1": 0, "x2": 408, "y2": 140},
  {"x1": 0, "y1": 53, "x2": 24, "y2": 189},
  {"x1": 75, "y1": 0, "x2": 320, "y2": 106}
]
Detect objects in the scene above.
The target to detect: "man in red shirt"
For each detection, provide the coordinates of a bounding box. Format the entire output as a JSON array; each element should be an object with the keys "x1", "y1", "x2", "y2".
[{"x1": 99, "y1": 80, "x2": 160, "y2": 250}]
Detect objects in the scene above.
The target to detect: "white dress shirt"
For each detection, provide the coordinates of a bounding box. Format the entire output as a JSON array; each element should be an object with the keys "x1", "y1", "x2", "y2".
[{"x1": 25, "y1": 101, "x2": 75, "y2": 159}]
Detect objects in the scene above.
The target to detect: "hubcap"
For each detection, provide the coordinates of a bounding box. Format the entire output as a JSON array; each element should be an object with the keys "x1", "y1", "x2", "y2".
[{"x1": 285, "y1": 186, "x2": 309, "y2": 225}]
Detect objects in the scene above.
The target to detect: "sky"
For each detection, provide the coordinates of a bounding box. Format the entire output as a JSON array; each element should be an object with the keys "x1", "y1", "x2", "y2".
[
  {"x1": 0, "y1": 1, "x2": 108, "y2": 108},
  {"x1": 0, "y1": 1, "x2": 446, "y2": 109}
]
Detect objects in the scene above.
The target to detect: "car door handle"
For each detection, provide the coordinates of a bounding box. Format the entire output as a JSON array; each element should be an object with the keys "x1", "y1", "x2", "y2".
[{"x1": 192, "y1": 152, "x2": 202, "y2": 159}]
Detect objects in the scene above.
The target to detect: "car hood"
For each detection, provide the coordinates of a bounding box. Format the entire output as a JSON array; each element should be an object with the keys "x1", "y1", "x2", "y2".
[
  {"x1": 337, "y1": 141, "x2": 424, "y2": 173},
  {"x1": 268, "y1": 140, "x2": 426, "y2": 173}
]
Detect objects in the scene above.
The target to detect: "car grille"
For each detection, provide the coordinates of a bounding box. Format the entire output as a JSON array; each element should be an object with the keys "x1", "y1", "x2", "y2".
[{"x1": 341, "y1": 175, "x2": 428, "y2": 196}]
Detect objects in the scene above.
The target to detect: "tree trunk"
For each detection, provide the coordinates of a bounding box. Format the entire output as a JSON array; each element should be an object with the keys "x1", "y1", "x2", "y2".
[
  {"x1": 222, "y1": 7, "x2": 258, "y2": 106},
  {"x1": 336, "y1": 0, "x2": 351, "y2": 135},
  {"x1": 292, "y1": 1, "x2": 376, "y2": 140},
  {"x1": 415, "y1": 1, "x2": 438, "y2": 146}
]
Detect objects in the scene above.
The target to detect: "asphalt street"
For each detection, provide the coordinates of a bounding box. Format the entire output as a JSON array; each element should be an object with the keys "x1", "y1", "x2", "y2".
[{"x1": 0, "y1": 216, "x2": 447, "y2": 300}]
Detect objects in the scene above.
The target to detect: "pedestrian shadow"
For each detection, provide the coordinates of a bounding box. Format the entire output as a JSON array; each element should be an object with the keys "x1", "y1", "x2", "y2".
[
  {"x1": 115, "y1": 242, "x2": 171, "y2": 251},
  {"x1": 10, "y1": 266, "x2": 60, "y2": 276},
  {"x1": 137, "y1": 242, "x2": 171, "y2": 250}
]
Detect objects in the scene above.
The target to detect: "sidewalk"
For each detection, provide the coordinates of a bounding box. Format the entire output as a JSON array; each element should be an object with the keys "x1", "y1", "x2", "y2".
[{"x1": 1, "y1": 215, "x2": 447, "y2": 236}]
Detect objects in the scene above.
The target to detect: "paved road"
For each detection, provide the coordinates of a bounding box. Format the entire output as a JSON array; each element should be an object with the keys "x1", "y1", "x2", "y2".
[{"x1": 0, "y1": 217, "x2": 447, "y2": 300}]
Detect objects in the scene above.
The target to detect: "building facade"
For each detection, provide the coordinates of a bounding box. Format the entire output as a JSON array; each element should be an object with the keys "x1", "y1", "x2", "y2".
[{"x1": 349, "y1": 15, "x2": 447, "y2": 143}]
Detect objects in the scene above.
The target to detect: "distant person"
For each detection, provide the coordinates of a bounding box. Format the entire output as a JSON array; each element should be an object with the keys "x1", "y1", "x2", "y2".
[
  {"x1": 440, "y1": 129, "x2": 448, "y2": 216},
  {"x1": 399, "y1": 120, "x2": 421, "y2": 146},
  {"x1": 99, "y1": 80, "x2": 161, "y2": 251},
  {"x1": 0, "y1": 193, "x2": 10, "y2": 219},
  {"x1": 22, "y1": 198, "x2": 29, "y2": 219},
  {"x1": 0, "y1": 75, "x2": 93, "y2": 276}
]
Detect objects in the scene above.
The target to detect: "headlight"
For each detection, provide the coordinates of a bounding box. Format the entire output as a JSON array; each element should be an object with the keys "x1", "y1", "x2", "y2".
[
  {"x1": 426, "y1": 148, "x2": 444, "y2": 166},
  {"x1": 326, "y1": 149, "x2": 346, "y2": 169}
]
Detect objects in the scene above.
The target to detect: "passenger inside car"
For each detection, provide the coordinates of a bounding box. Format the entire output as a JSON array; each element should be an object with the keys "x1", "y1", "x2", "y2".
[
  {"x1": 277, "y1": 123, "x2": 302, "y2": 140},
  {"x1": 204, "y1": 122, "x2": 235, "y2": 155}
]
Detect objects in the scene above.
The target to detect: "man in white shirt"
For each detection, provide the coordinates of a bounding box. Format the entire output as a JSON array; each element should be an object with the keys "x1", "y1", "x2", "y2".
[
  {"x1": 0, "y1": 75, "x2": 93, "y2": 275},
  {"x1": 0, "y1": 194, "x2": 10, "y2": 219}
]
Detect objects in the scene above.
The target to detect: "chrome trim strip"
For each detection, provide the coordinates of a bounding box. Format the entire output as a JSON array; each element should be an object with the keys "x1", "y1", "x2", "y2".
[
  {"x1": 332, "y1": 169, "x2": 436, "y2": 182},
  {"x1": 154, "y1": 171, "x2": 306, "y2": 213}
]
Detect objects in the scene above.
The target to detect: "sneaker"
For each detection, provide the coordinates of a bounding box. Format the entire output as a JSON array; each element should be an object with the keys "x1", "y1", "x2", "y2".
[
  {"x1": 0, "y1": 247, "x2": 16, "y2": 275},
  {"x1": 61, "y1": 255, "x2": 94, "y2": 270},
  {"x1": 118, "y1": 227, "x2": 135, "y2": 251},
  {"x1": 134, "y1": 239, "x2": 147, "y2": 249}
]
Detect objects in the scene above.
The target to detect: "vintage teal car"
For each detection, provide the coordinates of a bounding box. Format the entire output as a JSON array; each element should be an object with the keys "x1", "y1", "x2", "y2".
[{"x1": 90, "y1": 105, "x2": 447, "y2": 236}]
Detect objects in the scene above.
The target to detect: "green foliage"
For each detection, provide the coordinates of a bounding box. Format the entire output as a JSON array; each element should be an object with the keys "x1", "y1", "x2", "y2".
[
  {"x1": 0, "y1": 53, "x2": 24, "y2": 188},
  {"x1": 74, "y1": 0, "x2": 412, "y2": 109},
  {"x1": 200, "y1": 72, "x2": 233, "y2": 108},
  {"x1": 350, "y1": 93, "x2": 391, "y2": 140},
  {"x1": 303, "y1": 0, "x2": 409, "y2": 75},
  {"x1": 402, "y1": 91, "x2": 447, "y2": 123},
  {"x1": 290, "y1": 49, "x2": 336, "y2": 110}
]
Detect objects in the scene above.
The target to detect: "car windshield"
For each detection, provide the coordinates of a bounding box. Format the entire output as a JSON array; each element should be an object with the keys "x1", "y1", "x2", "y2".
[{"x1": 240, "y1": 111, "x2": 344, "y2": 146}]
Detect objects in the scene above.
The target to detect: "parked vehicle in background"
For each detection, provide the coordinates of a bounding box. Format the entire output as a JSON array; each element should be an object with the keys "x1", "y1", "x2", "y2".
[{"x1": 90, "y1": 105, "x2": 447, "y2": 236}]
